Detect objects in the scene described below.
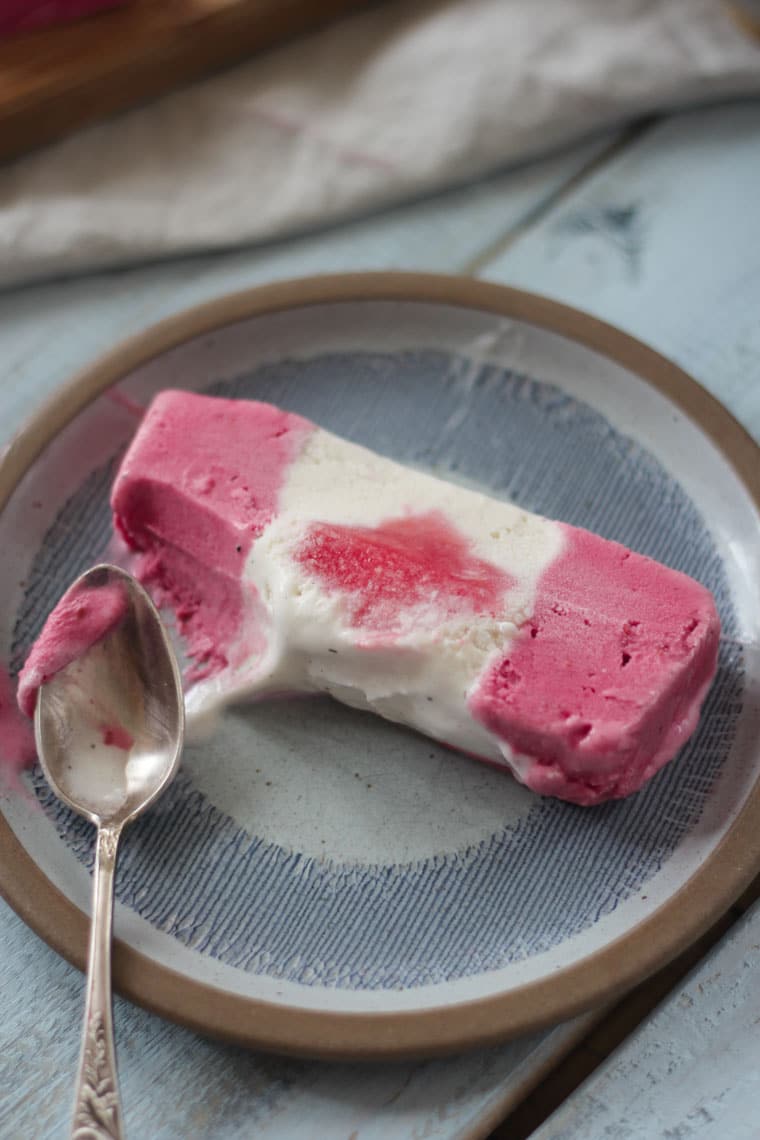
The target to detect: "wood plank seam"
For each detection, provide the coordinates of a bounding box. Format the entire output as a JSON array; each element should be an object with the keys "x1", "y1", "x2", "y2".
[
  {"x1": 465, "y1": 119, "x2": 659, "y2": 278},
  {"x1": 486, "y1": 874, "x2": 760, "y2": 1139}
]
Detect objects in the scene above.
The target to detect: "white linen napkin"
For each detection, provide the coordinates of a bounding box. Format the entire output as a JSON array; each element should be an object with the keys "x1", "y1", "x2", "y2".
[{"x1": 0, "y1": 0, "x2": 758, "y2": 288}]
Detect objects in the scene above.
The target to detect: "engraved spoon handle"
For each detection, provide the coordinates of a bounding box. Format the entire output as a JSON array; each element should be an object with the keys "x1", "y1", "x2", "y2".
[{"x1": 71, "y1": 824, "x2": 125, "y2": 1140}]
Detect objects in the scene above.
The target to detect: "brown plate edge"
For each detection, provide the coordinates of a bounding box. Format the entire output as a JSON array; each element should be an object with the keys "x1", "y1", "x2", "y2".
[{"x1": 0, "y1": 270, "x2": 758, "y2": 1062}]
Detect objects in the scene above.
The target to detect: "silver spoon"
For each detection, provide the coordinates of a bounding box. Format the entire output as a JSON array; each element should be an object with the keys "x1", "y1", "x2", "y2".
[{"x1": 34, "y1": 564, "x2": 184, "y2": 1140}]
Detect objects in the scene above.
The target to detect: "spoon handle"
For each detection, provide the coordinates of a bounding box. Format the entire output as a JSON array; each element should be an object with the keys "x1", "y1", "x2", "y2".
[{"x1": 71, "y1": 824, "x2": 125, "y2": 1140}]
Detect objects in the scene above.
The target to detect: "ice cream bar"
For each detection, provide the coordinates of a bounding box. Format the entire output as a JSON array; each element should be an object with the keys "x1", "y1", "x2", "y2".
[{"x1": 99, "y1": 390, "x2": 720, "y2": 805}]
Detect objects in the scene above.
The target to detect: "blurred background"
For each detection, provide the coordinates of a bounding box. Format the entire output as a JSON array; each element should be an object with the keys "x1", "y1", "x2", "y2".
[{"x1": 0, "y1": 0, "x2": 759, "y2": 288}]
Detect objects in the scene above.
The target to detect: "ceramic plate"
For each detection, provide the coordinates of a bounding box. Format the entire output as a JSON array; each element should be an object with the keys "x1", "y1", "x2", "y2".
[{"x1": 1, "y1": 274, "x2": 759, "y2": 1060}]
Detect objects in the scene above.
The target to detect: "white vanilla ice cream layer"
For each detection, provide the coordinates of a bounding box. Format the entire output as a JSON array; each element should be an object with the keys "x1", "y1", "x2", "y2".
[{"x1": 184, "y1": 427, "x2": 563, "y2": 778}]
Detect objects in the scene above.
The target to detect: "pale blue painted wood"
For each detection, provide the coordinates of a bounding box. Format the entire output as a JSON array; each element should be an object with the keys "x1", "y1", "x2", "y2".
[
  {"x1": 531, "y1": 900, "x2": 760, "y2": 1140},
  {"x1": 0, "y1": 135, "x2": 611, "y2": 445},
  {"x1": 0, "y1": 139, "x2": 611, "y2": 1140},
  {"x1": 482, "y1": 101, "x2": 760, "y2": 439},
  {"x1": 480, "y1": 100, "x2": 760, "y2": 1139},
  {"x1": 2, "y1": 100, "x2": 759, "y2": 1139},
  {"x1": 0, "y1": 898, "x2": 588, "y2": 1139}
]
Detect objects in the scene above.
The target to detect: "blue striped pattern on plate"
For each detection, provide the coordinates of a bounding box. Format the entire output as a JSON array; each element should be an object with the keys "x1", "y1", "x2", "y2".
[{"x1": 13, "y1": 349, "x2": 742, "y2": 990}]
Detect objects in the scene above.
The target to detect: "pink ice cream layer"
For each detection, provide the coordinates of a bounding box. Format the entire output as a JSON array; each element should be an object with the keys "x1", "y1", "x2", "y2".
[
  {"x1": 111, "y1": 390, "x2": 313, "y2": 680},
  {"x1": 469, "y1": 526, "x2": 720, "y2": 805},
  {"x1": 108, "y1": 390, "x2": 720, "y2": 806},
  {"x1": 17, "y1": 578, "x2": 127, "y2": 718}
]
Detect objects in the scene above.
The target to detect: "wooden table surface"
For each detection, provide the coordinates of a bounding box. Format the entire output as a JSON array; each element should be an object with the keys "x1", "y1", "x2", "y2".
[{"x1": 1, "y1": 98, "x2": 759, "y2": 1139}]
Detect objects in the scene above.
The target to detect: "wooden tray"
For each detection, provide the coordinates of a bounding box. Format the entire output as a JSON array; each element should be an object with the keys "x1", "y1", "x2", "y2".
[{"x1": 0, "y1": 0, "x2": 369, "y2": 164}]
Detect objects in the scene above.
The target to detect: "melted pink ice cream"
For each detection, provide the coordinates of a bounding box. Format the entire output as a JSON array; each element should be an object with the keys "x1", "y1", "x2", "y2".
[
  {"x1": 0, "y1": 666, "x2": 35, "y2": 784},
  {"x1": 101, "y1": 723, "x2": 134, "y2": 750},
  {"x1": 17, "y1": 578, "x2": 127, "y2": 717},
  {"x1": 469, "y1": 526, "x2": 719, "y2": 805},
  {"x1": 112, "y1": 390, "x2": 312, "y2": 679}
]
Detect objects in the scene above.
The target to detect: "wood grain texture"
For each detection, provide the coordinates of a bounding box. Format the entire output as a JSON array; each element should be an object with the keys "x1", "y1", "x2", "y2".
[
  {"x1": 481, "y1": 101, "x2": 760, "y2": 439},
  {"x1": 1, "y1": 100, "x2": 759, "y2": 1136},
  {"x1": 530, "y1": 899, "x2": 760, "y2": 1140},
  {"x1": 492, "y1": 908, "x2": 741, "y2": 1138},
  {"x1": 479, "y1": 98, "x2": 760, "y2": 1137},
  {"x1": 0, "y1": 897, "x2": 594, "y2": 1140},
  {"x1": 0, "y1": 136, "x2": 609, "y2": 1136},
  {"x1": 0, "y1": 0, "x2": 369, "y2": 162}
]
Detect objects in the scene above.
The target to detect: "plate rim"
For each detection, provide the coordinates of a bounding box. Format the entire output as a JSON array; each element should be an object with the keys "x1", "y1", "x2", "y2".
[{"x1": 1, "y1": 270, "x2": 758, "y2": 1060}]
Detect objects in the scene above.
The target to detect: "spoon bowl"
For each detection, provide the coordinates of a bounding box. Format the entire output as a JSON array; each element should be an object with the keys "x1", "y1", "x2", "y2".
[
  {"x1": 33, "y1": 563, "x2": 184, "y2": 1139},
  {"x1": 35, "y1": 563, "x2": 184, "y2": 826}
]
